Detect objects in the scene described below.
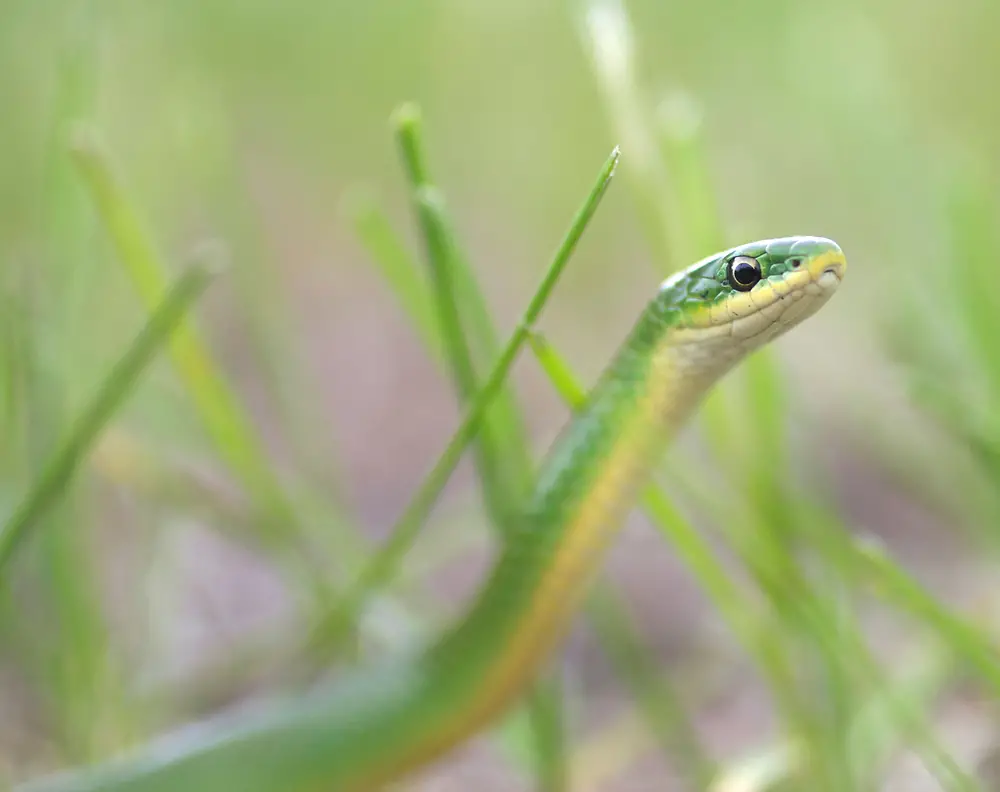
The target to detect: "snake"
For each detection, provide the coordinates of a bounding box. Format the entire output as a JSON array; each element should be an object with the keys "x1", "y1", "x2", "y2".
[{"x1": 21, "y1": 236, "x2": 846, "y2": 792}]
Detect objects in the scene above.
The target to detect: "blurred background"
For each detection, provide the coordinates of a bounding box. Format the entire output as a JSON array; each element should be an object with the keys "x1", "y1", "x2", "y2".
[{"x1": 3, "y1": 1, "x2": 1000, "y2": 790}]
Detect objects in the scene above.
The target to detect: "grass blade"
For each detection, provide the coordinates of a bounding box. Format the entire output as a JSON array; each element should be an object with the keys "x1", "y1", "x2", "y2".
[
  {"x1": 22, "y1": 8, "x2": 125, "y2": 761},
  {"x1": 656, "y1": 93, "x2": 725, "y2": 269},
  {"x1": 69, "y1": 128, "x2": 334, "y2": 605},
  {"x1": 587, "y1": 582, "x2": 717, "y2": 788},
  {"x1": 357, "y1": 113, "x2": 626, "y2": 787},
  {"x1": 304, "y1": 143, "x2": 621, "y2": 659},
  {"x1": 530, "y1": 331, "x2": 982, "y2": 789},
  {"x1": 393, "y1": 103, "x2": 533, "y2": 532},
  {"x1": 393, "y1": 103, "x2": 569, "y2": 789},
  {"x1": 857, "y1": 538, "x2": 1000, "y2": 694},
  {"x1": 349, "y1": 195, "x2": 440, "y2": 357},
  {"x1": 949, "y1": 172, "x2": 1000, "y2": 397},
  {"x1": 0, "y1": 261, "x2": 217, "y2": 574},
  {"x1": 580, "y1": 0, "x2": 677, "y2": 270}
]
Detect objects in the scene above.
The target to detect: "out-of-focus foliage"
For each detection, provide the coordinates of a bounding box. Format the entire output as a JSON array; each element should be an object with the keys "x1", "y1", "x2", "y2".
[{"x1": 4, "y1": 1, "x2": 1000, "y2": 790}]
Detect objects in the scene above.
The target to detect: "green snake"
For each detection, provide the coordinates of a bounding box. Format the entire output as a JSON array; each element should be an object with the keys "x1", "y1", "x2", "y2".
[{"x1": 22, "y1": 236, "x2": 846, "y2": 792}]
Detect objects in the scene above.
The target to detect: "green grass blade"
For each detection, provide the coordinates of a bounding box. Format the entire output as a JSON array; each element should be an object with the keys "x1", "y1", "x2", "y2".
[
  {"x1": 857, "y1": 539, "x2": 1000, "y2": 694},
  {"x1": 523, "y1": 673, "x2": 570, "y2": 792},
  {"x1": 949, "y1": 172, "x2": 1000, "y2": 397},
  {"x1": 392, "y1": 104, "x2": 566, "y2": 789},
  {"x1": 833, "y1": 614, "x2": 976, "y2": 790},
  {"x1": 0, "y1": 261, "x2": 217, "y2": 574},
  {"x1": 393, "y1": 104, "x2": 533, "y2": 533},
  {"x1": 525, "y1": 331, "x2": 969, "y2": 789},
  {"x1": 659, "y1": 457, "x2": 977, "y2": 788},
  {"x1": 648, "y1": 98, "x2": 842, "y2": 774},
  {"x1": 742, "y1": 349, "x2": 787, "y2": 527},
  {"x1": 349, "y1": 194, "x2": 440, "y2": 357},
  {"x1": 768, "y1": 502, "x2": 984, "y2": 789},
  {"x1": 408, "y1": 180, "x2": 522, "y2": 529},
  {"x1": 713, "y1": 643, "x2": 958, "y2": 792},
  {"x1": 395, "y1": 104, "x2": 535, "y2": 508},
  {"x1": 656, "y1": 93, "x2": 726, "y2": 269},
  {"x1": 24, "y1": 8, "x2": 125, "y2": 761},
  {"x1": 68, "y1": 128, "x2": 333, "y2": 603},
  {"x1": 579, "y1": 0, "x2": 677, "y2": 271},
  {"x1": 587, "y1": 582, "x2": 717, "y2": 788},
  {"x1": 303, "y1": 144, "x2": 621, "y2": 657},
  {"x1": 789, "y1": 500, "x2": 1000, "y2": 695}
]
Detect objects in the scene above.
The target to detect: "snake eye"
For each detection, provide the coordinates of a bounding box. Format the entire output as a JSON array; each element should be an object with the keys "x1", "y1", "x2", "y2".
[{"x1": 728, "y1": 255, "x2": 761, "y2": 292}]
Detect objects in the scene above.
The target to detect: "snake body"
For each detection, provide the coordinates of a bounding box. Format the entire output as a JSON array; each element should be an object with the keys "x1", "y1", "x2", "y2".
[{"x1": 22, "y1": 236, "x2": 846, "y2": 792}]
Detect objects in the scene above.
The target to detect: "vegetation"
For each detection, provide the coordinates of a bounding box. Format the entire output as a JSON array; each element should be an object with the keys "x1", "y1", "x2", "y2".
[{"x1": 2, "y1": 1, "x2": 1000, "y2": 789}]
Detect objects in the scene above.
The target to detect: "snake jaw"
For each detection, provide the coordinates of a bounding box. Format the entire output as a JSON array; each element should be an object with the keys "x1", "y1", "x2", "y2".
[{"x1": 666, "y1": 237, "x2": 845, "y2": 361}]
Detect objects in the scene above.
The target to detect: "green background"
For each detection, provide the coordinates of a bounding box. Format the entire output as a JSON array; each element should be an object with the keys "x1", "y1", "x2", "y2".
[{"x1": 3, "y1": 1, "x2": 1000, "y2": 789}]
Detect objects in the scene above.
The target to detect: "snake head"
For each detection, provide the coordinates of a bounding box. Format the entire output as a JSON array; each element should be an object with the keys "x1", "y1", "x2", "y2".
[
  {"x1": 724, "y1": 235, "x2": 847, "y2": 292},
  {"x1": 658, "y1": 236, "x2": 846, "y2": 348}
]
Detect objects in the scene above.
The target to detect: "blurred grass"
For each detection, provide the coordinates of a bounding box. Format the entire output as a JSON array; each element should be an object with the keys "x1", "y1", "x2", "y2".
[
  {"x1": 302, "y1": 140, "x2": 620, "y2": 790},
  {"x1": 70, "y1": 127, "x2": 341, "y2": 613},
  {"x1": 302, "y1": 141, "x2": 620, "y2": 659},
  {"x1": 390, "y1": 104, "x2": 566, "y2": 790},
  {"x1": 0, "y1": 261, "x2": 219, "y2": 574},
  {"x1": 5, "y1": 0, "x2": 1000, "y2": 790}
]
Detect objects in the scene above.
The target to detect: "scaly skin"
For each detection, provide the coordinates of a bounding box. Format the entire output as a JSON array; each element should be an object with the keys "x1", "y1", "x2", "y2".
[{"x1": 21, "y1": 236, "x2": 846, "y2": 792}]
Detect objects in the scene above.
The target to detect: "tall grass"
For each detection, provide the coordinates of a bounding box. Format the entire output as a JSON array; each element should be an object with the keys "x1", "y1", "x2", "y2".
[{"x1": 4, "y1": 1, "x2": 1000, "y2": 791}]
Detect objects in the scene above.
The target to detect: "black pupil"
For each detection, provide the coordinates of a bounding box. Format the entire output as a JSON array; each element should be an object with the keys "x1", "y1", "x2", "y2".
[{"x1": 732, "y1": 259, "x2": 758, "y2": 286}]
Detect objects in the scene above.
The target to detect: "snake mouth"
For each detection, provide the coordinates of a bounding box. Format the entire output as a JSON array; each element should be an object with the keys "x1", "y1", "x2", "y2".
[
  {"x1": 823, "y1": 264, "x2": 845, "y2": 281},
  {"x1": 808, "y1": 247, "x2": 846, "y2": 282}
]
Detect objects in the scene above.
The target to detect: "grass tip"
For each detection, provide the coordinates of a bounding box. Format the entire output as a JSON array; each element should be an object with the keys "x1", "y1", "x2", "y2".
[
  {"x1": 608, "y1": 144, "x2": 622, "y2": 175},
  {"x1": 187, "y1": 238, "x2": 231, "y2": 278},
  {"x1": 391, "y1": 102, "x2": 423, "y2": 135},
  {"x1": 582, "y1": 0, "x2": 634, "y2": 84}
]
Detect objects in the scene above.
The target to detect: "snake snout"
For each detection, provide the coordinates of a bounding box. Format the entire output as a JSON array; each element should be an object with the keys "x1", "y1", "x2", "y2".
[
  {"x1": 808, "y1": 248, "x2": 846, "y2": 286},
  {"x1": 822, "y1": 260, "x2": 846, "y2": 281}
]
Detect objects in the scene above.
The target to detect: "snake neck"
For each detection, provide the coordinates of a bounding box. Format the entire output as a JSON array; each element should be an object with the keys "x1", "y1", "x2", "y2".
[{"x1": 406, "y1": 308, "x2": 738, "y2": 759}]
